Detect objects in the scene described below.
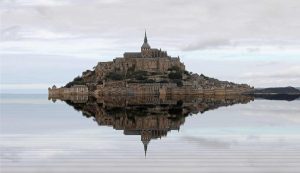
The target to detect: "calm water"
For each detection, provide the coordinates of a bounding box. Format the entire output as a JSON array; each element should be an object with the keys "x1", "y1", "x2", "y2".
[{"x1": 1, "y1": 94, "x2": 300, "y2": 173}]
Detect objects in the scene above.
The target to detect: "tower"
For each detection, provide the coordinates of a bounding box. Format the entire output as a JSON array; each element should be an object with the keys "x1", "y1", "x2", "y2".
[{"x1": 141, "y1": 30, "x2": 151, "y2": 58}]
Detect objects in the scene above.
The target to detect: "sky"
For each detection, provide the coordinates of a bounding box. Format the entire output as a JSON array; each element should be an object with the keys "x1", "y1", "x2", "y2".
[{"x1": 0, "y1": 0, "x2": 300, "y2": 93}]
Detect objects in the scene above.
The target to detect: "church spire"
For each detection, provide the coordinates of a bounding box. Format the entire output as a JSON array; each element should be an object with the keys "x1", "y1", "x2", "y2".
[
  {"x1": 143, "y1": 142, "x2": 148, "y2": 158},
  {"x1": 141, "y1": 30, "x2": 151, "y2": 50},
  {"x1": 144, "y1": 30, "x2": 148, "y2": 43}
]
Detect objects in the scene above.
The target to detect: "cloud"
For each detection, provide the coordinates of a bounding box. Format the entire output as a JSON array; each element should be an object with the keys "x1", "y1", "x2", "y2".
[
  {"x1": 182, "y1": 39, "x2": 300, "y2": 52},
  {"x1": 241, "y1": 66, "x2": 300, "y2": 79},
  {"x1": 182, "y1": 136, "x2": 230, "y2": 149},
  {"x1": 182, "y1": 39, "x2": 232, "y2": 51},
  {"x1": 1, "y1": 0, "x2": 300, "y2": 47},
  {"x1": 0, "y1": 25, "x2": 22, "y2": 40},
  {"x1": 236, "y1": 65, "x2": 300, "y2": 87},
  {"x1": 246, "y1": 47, "x2": 261, "y2": 52},
  {"x1": 0, "y1": 0, "x2": 72, "y2": 7},
  {"x1": 1, "y1": 26, "x2": 77, "y2": 40}
]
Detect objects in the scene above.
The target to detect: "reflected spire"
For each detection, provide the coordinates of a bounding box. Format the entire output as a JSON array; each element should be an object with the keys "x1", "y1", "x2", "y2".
[
  {"x1": 143, "y1": 141, "x2": 148, "y2": 157},
  {"x1": 141, "y1": 130, "x2": 151, "y2": 158},
  {"x1": 142, "y1": 140, "x2": 150, "y2": 158}
]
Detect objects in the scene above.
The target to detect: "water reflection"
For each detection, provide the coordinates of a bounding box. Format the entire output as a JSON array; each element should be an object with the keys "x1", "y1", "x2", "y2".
[
  {"x1": 2, "y1": 94, "x2": 300, "y2": 172},
  {"x1": 49, "y1": 95, "x2": 254, "y2": 156},
  {"x1": 252, "y1": 94, "x2": 300, "y2": 101}
]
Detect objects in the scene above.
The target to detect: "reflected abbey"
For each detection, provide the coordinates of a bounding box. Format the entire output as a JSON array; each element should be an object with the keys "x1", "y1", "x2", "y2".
[{"x1": 49, "y1": 95, "x2": 254, "y2": 156}]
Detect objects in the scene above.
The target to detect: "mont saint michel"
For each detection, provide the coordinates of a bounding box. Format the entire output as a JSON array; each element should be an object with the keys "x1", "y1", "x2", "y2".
[
  {"x1": 2, "y1": 1, "x2": 300, "y2": 173},
  {"x1": 49, "y1": 32, "x2": 252, "y2": 97}
]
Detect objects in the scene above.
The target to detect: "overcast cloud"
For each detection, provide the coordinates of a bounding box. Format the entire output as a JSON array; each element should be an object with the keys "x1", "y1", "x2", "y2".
[{"x1": 1, "y1": 0, "x2": 300, "y2": 93}]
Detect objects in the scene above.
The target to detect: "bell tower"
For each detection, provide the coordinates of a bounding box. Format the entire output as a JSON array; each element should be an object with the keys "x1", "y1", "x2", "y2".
[{"x1": 141, "y1": 30, "x2": 151, "y2": 58}]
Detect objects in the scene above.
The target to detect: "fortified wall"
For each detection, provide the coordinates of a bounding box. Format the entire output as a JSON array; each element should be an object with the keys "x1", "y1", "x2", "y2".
[{"x1": 48, "y1": 85, "x2": 88, "y2": 97}]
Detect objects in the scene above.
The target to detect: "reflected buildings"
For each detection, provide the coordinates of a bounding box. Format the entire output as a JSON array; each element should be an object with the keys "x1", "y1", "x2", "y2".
[{"x1": 49, "y1": 94, "x2": 254, "y2": 156}]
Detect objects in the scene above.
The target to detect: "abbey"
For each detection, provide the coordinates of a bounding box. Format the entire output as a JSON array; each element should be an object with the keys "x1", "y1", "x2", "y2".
[{"x1": 95, "y1": 31, "x2": 185, "y2": 80}]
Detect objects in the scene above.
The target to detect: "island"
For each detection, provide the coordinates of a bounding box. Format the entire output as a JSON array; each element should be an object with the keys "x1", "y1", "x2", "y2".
[{"x1": 48, "y1": 32, "x2": 253, "y2": 97}]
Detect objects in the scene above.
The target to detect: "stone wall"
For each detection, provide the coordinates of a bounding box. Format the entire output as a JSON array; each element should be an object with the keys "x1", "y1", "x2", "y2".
[
  {"x1": 94, "y1": 81, "x2": 251, "y2": 97},
  {"x1": 95, "y1": 56, "x2": 185, "y2": 80},
  {"x1": 49, "y1": 82, "x2": 251, "y2": 98},
  {"x1": 48, "y1": 85, "x2": 88, "y2": 96}
]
